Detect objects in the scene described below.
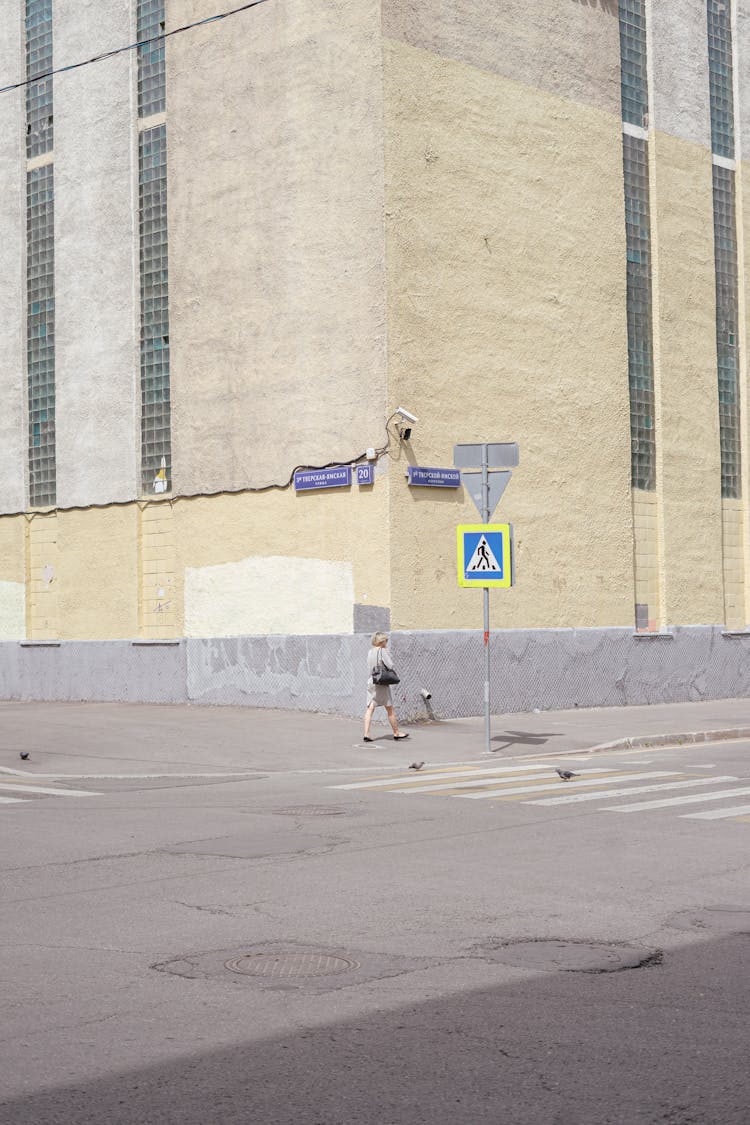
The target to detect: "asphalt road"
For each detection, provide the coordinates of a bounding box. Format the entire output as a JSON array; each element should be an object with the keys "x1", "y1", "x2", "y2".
[{"x1": 1, "y1": 722, "x2": 750, "y2": 1124}]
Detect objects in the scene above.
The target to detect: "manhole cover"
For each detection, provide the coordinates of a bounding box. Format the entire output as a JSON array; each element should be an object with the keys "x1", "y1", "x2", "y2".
[
  {"x1": 273, "y1": 806, "x2": 348, "y2": 817},
  {"x1": 225, "y1": 951, "x2": 359, "y2": 978},
  {"x1": 668, "y1": 905, "x2": 750, "y2": 934},
  {"x1": 481, "y1": 939, "x2": 661, "y2": 973},
  {"x1": 152, "y1": 944, "x2": 425, "y2": 989}
]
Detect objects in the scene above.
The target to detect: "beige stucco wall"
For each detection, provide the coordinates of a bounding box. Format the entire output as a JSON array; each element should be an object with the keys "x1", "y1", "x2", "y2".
[
  {"x1": 0, "y1": 5, "x2": 742, "y2": 648},
  {"x1": 175, "y1": 480, "x2": 390, "y2": 636},
  {"x1": 0, "y1": 469, "x2": 392, "y2": 643},
  {"x1": 383, "y1": 39, "x2": 633, "y2": 631},
  {"x1": 382, "y1": 0, "x2": 621, "y2": 116},
  {"x1": 166, "y1": 0, "x2": 387, "y2": 496},
  {"x1": 54, "y1": 506, "x2": 139, "y2": 640},
  {"x1": 0, "y1": 516, "x2": 26, "y2": 639},
  {"x1": 649, "y1": 131, "x2": 723, "y2": 626}
]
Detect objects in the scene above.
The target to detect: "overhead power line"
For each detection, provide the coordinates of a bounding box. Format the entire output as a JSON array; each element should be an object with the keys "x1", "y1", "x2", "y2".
[{"x1": 0, "y1": 0, "x2": 273, "y2": 95}]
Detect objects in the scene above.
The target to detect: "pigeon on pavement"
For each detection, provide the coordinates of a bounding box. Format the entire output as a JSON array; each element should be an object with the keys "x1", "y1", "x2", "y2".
[
  {"x1": 555, "y1": 768, "x2": 577, "y2": 781},
  {"x1": 409, "y1": 761, "x2": 425, "y2": 770},
  {"x1": 19, "y1": 752, "x2": 30, "y2": 761}
]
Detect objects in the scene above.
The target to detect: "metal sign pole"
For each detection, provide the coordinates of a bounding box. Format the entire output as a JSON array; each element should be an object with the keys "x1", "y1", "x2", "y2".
[
  {"x1": 454, "y1": 440, "x2": 518, "y2": 756},
  {"x1": 482, "y1": 444, "x2": 491, "y2": 755}
]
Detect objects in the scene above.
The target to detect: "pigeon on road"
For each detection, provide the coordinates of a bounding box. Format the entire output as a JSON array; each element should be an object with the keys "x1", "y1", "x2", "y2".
[
  {"x1": 409, "y1": 761, "x2": 425, "y2": 770},
  {"x1": 555, "y1": 768, "x2": 578, "y2": 781},
  {"x1": 19, "y1": 752, "x2": 29, "y2": 761}
]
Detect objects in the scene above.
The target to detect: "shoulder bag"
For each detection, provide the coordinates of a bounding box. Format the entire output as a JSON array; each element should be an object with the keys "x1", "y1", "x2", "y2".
[{"x1": 372, "y1": 649, "x2": 400, "y2": 686}]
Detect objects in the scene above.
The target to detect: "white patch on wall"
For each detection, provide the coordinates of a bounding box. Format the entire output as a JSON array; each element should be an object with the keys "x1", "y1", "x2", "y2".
[
  {"x1": 184, "y1": 556, "x2": 354, "y2": 637},
  {"x1": 0, "y1": 581, "x2": 25, "y2": 640}
]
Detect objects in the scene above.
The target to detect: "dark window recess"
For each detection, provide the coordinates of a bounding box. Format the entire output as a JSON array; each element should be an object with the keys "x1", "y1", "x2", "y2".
[
  {"x1": 708, "y1": 0, "x2": 735, "y2": 160},
  {"x1": 712, "y1": 165, "x2": 741, "y2": 499},
  {"x1": 618, "y1": 0, "x2": 649, "y2": 128},
  {"x1": 137, "y1": 0, "x2": 166, "y2": 117},
  {"x1": 139, "y1": 125, "x2": 171, "y2": 493},
  {"x1": 25, "y1": 0, "x2": 53, "y2": 157},
  {"x1": 622, "y1": 134, "x2": 656, "y2": 491},
  {"x1": 27, "y1": 164, "x2": 56, "y2": 507}
]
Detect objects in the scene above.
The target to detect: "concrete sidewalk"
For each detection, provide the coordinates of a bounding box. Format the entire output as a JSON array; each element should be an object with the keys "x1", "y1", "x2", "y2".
[{"x1": 1, "y1": 695, "x2": 749, "y2": 778}]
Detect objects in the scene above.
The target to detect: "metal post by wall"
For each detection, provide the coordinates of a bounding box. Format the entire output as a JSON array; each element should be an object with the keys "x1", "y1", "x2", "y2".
[
  {"x1": 454, "y1": 441, "x2": 519, "y2": 753},
  {"x1": 482, "y1": 444, "x2": 491, "y2": 754}
]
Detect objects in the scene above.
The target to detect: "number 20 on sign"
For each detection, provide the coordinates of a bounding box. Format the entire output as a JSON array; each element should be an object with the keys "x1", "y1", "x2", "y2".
[{"x1": 456, "y1": 524, "x2": 514, "y2": 588}]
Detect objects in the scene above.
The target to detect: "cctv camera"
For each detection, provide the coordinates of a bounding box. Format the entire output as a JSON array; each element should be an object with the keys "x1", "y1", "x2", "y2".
[
  {"x1": 420, "y1": 688, "x2": 432, "y2": 700},
  {"x1": 396, "y1": 406, "x2": 418, "y2": 425}
]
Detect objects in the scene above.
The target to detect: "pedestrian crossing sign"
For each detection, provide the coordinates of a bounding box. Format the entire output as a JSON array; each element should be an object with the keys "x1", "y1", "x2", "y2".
[{"x1": 457, "y1": 524, "x2": 514, "y2": 588}]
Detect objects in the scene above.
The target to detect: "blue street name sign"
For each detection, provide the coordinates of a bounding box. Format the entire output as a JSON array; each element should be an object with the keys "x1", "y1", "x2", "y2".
[
  {"x1": 294, "y1": 466, "x2": 352, "y2": 492},
  {"x1": 407, "y1": 466, "x2": 461, "y2": 488},
  {"x1": 356, "y1": 463, "x2": 374, "y2": 485}
]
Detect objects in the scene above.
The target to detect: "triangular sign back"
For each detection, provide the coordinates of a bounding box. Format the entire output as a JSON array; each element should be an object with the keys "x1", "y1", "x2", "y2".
[{"x1": 461, "y1": 470, "x2": 512, "y2": 520}]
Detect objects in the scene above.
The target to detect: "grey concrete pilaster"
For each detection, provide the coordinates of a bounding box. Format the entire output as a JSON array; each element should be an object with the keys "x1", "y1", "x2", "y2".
[
  {"x1": 383, "y1": 0, "x2": 622, "y2": 117},
  {"x1": 736, "y1": 1, "x2": 750, "y2": 160},
  {"x1": 53, "y1": 0, "x2": 139, "y2": 507},
  {"x1": 0, "y1": 640, "x2": 186, "y2": 704},
  {"x1": 353, "y1": 604, "x2": 391, "y2": 633},
  {"x1": 0, "y1": 11, "x2": 27, "y2": 515},
  {"x1": 648, "y1": 0, "x2": 712, "y2": 150}
]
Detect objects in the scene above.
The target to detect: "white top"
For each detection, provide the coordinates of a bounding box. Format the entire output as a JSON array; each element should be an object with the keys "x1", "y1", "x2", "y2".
[{"x1": 367, "y1": 645, "x2": 395, "y2": 684}]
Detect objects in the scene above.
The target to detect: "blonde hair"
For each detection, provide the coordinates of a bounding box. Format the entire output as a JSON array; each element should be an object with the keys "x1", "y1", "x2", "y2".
[{"x1": 371, "y1": 631, "x2": 389, "y2": 647}]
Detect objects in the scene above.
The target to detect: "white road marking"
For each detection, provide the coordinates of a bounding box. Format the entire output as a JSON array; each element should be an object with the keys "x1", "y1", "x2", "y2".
[
  {"x1": 332, "y1": 763, "x2": 569, "y2": 791},
  {"x1": 527, "y1": 776, "x2": 738, "y2": 806},
  {"x1": 603, "y1": 786, "x2": 750, "y2": 812},
  {"x1": 382, "y1": 769, "x2": 614, "y2": 793},
  {"x1": 682, "y1": 803, "x2": 750, "y2": 820},
  {"x1": 0, "y1": 795, "x2": 28, "y2": 804},
  {"x1": 0, "y1": 770, "x2": 266, "y2": 780},
  {"x1": 0, "y1": 762, "x2": 497, "y2": 779},
  {"x1": 457, "y1": 771, "x2": 676, "y2": 800},
  {"x1": 0, "y1": 781, "x2": 99, "y2": 798}
]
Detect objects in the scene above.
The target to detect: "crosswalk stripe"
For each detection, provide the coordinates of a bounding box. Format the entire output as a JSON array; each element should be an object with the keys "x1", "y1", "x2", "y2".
[
  {"x1": 527, "y1": 776, "x2": 738, "y2": 806},
  {"x1": 681, "y1": 803, "x2": 750, "y2": 820},
  {"x1": 0, "y1": 781, "x2": 99, "y2": 798},
  {"x1": 603, "y1": 786, "x2": 750, "y2": 813},
  {"x1": 381, "y1": 768, "x2": 619, "y2": 796},
  {"x1": 454, "y1": 774, "x2": 679, "y2": 801},
  {"x1": 0, "y1": 795, "x2": 28, "y2": 804},
  {"x1": 331, "y1": 763, "x2": 588, "y2": 792}
]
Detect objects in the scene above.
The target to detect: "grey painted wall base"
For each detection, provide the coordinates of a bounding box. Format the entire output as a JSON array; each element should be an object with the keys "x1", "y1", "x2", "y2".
[{"x1": 1, "y1": 626, "x2": 750, "y2": 718}]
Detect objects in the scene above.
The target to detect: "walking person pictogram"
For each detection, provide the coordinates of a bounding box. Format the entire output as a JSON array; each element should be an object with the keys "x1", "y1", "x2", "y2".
[
  {"x1": 472, "y1": 540, "x2": 492, "y2": 570},
  {"x1": 468, "y1": 536, "x2": 500, "y2": 572}
]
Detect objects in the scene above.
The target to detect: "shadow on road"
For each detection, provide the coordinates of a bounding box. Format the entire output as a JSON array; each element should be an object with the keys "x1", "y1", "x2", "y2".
[
  {"x1": 491, "y1": 729, "x2": 562, "y2": 752},
  {"x1": 1, "y1": 931, "x2": 749, "y2": 1124}
]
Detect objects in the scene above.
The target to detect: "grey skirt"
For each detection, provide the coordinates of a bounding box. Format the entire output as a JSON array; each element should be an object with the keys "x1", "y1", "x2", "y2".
[{"x1": 367, "y1": 681, "x2": 392, "y2": 707}]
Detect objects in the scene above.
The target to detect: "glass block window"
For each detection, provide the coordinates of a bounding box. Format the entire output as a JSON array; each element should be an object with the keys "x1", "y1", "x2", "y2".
[
  {"x1": 618, "y1": 0, "x2": 648, "y2": 128},
  {"x1": 708, "y1": 0, "x2": 735, "y2": 159},
  {"x1": 139, "y1": 125, "x2": 171, "y2": 494},
  {"x1": 712, "y1": 165, "x2": 741, "y2": 498},
  {"x1": 137, "y1": 0, "x2": 166, "y2": 118},
  {"x1": 25, "y1": 0, "x2": 53, "y2": 158},
  {"x1": 27, "y1": 164, "x2": 56, "y2": 507},
  {"x1": 623, "y1": 134, "x2": 655, "y2": 491}
]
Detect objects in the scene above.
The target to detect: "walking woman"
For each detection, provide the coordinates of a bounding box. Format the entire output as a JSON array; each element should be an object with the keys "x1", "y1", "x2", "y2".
[{"x1": 363, "y1": 632, "x2": 409, "y2": 742}]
